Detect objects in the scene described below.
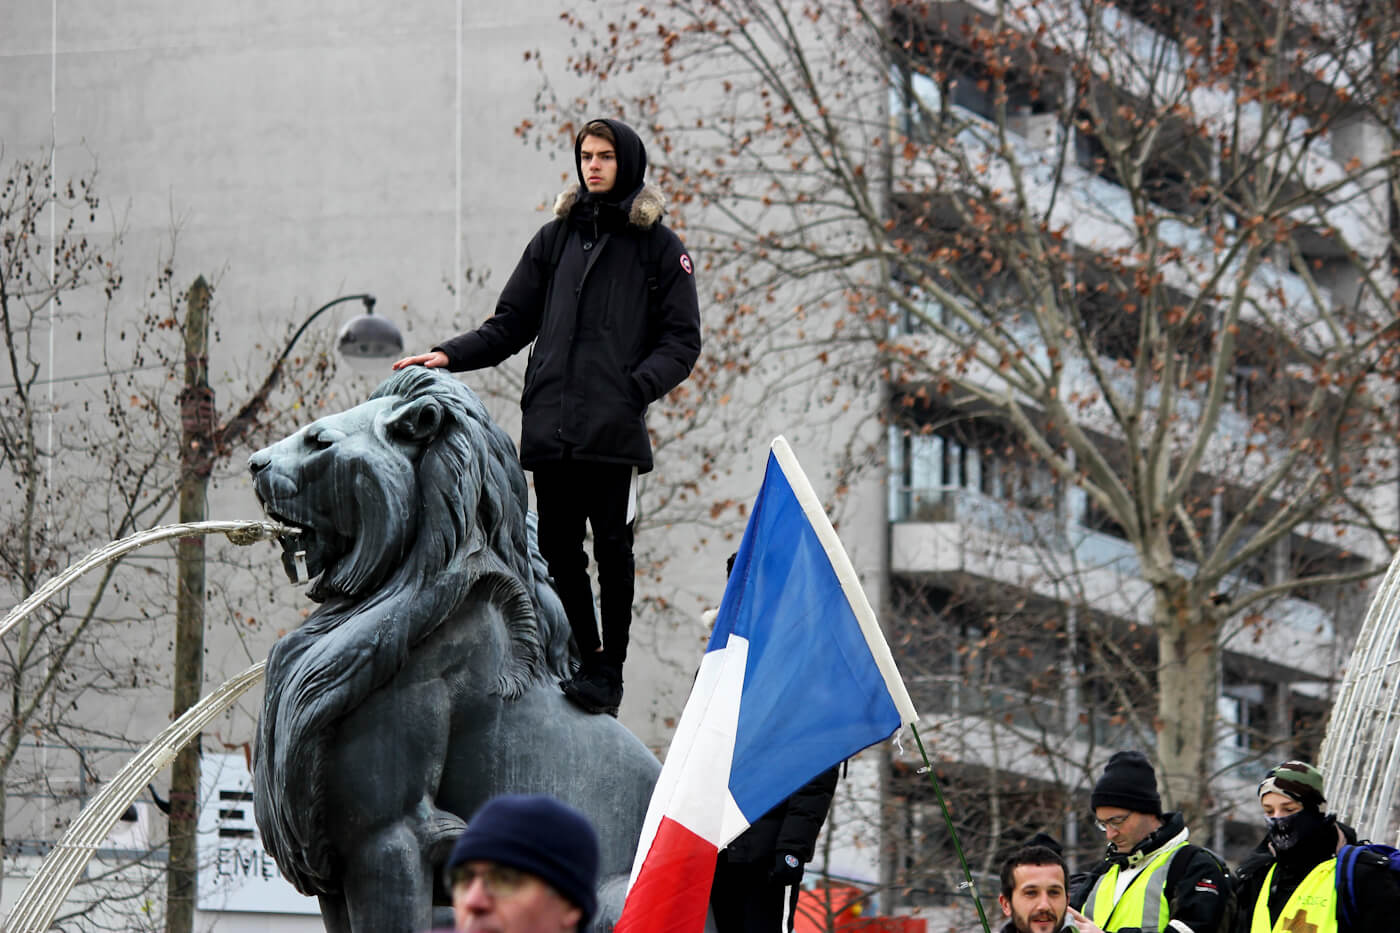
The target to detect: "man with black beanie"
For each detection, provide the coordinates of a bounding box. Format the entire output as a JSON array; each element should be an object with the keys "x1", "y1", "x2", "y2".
[
  {"x1": 1068, "y1": 750, "x2": 1233, "y2": 933},
  {"x1": 396, "y1": 118, "x2": 702, "y2": 716}
]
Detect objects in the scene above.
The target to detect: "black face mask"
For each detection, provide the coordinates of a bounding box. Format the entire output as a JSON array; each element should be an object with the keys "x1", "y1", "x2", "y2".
[{"x1": 1266, "y1": 808, "x2": 1326, "y2": 853}]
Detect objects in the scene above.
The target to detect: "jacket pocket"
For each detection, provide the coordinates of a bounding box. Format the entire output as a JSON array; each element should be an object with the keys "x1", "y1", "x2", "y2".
[{"x1": 599, "y1": 278, "x2": 619, "y2": 333}]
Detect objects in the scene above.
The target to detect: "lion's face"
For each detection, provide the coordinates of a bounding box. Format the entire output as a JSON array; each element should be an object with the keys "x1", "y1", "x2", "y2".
[{"x1": 249, "y1": 392, "x2": 444, "y2": 600}]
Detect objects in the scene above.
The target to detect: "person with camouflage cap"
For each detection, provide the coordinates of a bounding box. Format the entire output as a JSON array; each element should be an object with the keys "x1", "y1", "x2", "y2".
[{"x1": 1232, "y1": 760, "x2": 1400, "y2": 933}]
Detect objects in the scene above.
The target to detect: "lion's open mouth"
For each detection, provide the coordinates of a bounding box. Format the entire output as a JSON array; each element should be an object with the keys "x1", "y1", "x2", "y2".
[{"x1": 258, "y1": 503, "x2": 318, "y2": 586}]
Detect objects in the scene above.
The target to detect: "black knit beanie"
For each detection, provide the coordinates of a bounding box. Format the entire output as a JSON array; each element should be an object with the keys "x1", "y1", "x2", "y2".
[
  {"x1": 1091, "y1": 750, "x2": 1163, "y2": 815},
  {"x1": 446, "y1": 794, "x2": 599, "y2": 929}
]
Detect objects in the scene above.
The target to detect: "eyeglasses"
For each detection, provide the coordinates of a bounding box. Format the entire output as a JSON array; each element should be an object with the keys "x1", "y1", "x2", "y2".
[
  {"x1": 1094, "y1": 814, "x2": 1132, "y2": 833},
  {"x1": 449, "y1": 863, "x2": 531, "y2": 898}
]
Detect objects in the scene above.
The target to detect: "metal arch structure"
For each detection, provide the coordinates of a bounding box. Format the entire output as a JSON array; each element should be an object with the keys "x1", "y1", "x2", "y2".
[
  {"x1": 0, "y1": 518, "x2": 293, "y2": 932},
  {"x1": 1319, "y1": 547, "x2": 1400, "y2": 846},
  {"x1": 4, "y1": 662, "x2": 266, "y2": 933}
]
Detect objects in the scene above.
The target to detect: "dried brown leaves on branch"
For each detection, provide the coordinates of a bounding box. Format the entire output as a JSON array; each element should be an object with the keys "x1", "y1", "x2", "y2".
[
  {"x1": 0, "y1": 154, "x2": 339, "y2": 922},
  {"x1": 522, "y1": 0, "x2": 1400, "y2": 870}
]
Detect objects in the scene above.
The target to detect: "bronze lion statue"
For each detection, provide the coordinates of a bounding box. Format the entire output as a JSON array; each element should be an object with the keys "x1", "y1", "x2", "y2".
[{"x1": 249, "y1": 366, "x2": 661, "y2": 933}]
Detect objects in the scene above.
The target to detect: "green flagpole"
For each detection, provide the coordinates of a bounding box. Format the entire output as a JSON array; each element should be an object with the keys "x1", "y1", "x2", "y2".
[{"x1": 908, "y1": 723, "x2": 993, "y2": 933}]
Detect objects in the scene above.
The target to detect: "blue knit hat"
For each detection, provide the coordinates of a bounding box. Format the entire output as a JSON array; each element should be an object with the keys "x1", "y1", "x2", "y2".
[{"x1": 446, "y1": 794, "x2": 599, "y2": 928}]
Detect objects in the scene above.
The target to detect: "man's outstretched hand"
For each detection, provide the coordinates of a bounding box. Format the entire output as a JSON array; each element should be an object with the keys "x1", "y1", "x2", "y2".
[
  {"x1": 1066, "y1": 907, "x2": 1106, "y2": 933},
  {"x1": 392, "y1": 351, "x2": 449, "y2": 370}
]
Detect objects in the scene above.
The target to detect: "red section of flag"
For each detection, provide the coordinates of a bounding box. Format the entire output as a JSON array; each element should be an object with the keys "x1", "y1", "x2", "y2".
[{"x1": 616, "y1": 816, "x2": 719, "y2": 933}]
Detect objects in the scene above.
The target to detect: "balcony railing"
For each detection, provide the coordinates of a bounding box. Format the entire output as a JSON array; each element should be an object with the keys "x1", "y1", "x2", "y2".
[
  {"x1": 892, "y1": 76, "x2": 1345, "y2": 330},
  {"x1": 889, "y1": 484, "x2": 1336, "y2": 647},
  {"x1": 908, "y1": 673, "x2": 1140, "y2": 751}
]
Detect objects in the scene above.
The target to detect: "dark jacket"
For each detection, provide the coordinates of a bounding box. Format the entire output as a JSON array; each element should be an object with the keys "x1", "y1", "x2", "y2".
[
  {"x1": 722, "y1": 766, "x2": 839, "y2": 864},
  {"x1": 436, "y1": 120, "x2": 701, "y2": 472},
  {"x1": 1069, "y1": 811, "x2": 1232, "y2": 933},
  {"x1": 1232, "y1": 816, "x2": 1400, "y2": 933}
]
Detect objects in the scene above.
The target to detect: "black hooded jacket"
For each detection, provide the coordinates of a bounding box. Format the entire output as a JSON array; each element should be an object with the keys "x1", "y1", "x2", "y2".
[
  {"x1": 435, "y1": 118, "x2": 701, "y2": 472},
  {"x1": 720, "y1": 766, "x2": 838, "y2": 864}
]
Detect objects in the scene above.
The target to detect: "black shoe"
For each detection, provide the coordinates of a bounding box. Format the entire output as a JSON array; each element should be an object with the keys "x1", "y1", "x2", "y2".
[{"x1": 561, "y1": 670, "x2": 623, "y2": 717}]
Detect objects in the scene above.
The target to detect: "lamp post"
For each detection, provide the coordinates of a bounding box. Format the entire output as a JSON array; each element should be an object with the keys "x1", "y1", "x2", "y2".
[
  {"x1": 166, "y1": 281, "x2": 402, "y2": 933},
  {"x1": 219, "y1": 292, "x2": 402, "y2": 442},
  {"x1": 274, "y1": 292, "x2": 403, "y2": 371}
]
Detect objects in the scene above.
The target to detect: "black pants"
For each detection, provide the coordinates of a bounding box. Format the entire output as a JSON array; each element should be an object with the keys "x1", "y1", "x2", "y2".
[
  {"x1": 710, "y1": 855, "x2": 801, "y2": 933},
  {"x1": 532, "y1": 459, "x2": 635, "y2": 671}
]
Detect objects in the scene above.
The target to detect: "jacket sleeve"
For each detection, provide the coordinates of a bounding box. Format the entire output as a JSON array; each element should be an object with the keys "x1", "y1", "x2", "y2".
[
  {"x1": 435, "y1": 222, "x2": 558, "y2": 372},
  {"x1": 1164, "y1": 846, "x2": 1232, "y2": 933},
  {"x1": 1069, "y1": 863, "x2": 1106, "y2": 911},
  {"x1": 629, "y1": 228, "x2": 701, "y2": 405},
  {"x1": 773, "y1": 766, "x2": 839, "y2": 863},
  {"x1": 1226, "y1": 852, "x2": 1270, "y2": 933}
]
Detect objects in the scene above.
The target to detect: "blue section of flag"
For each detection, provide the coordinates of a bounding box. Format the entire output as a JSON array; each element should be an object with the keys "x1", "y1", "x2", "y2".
[{"x1": 710, "y1": 449, "x2": 906, "y2": 826}]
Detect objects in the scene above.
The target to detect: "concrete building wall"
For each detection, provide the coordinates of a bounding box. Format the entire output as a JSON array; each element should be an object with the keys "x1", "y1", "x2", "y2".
[{"x1": 0, "y1": 3, "x2": 732, "y2": 926}]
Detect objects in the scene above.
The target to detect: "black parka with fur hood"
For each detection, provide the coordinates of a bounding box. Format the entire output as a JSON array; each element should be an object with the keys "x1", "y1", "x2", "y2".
[{"x1": 436, "y1": 118, "x2": 701, "y2": 472}]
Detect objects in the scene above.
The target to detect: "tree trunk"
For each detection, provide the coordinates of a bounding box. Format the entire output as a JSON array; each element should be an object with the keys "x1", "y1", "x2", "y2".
[
  {"x1": 1153, "y1": 581, "x2": 1220, "y2": 822},
  {"x1": 166, "y1": 276, "x2": 213, "y2": 933}
]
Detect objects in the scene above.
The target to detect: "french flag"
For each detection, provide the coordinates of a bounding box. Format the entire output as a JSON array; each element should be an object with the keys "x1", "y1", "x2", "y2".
[{"x1": 615, "y1": 437, "x2": 918, "y2": 933}]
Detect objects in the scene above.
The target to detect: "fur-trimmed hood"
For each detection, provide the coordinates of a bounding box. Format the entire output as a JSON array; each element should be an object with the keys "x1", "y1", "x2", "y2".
[{"x1": 553, "y1": 182, "x2": 666, "y2": 230}]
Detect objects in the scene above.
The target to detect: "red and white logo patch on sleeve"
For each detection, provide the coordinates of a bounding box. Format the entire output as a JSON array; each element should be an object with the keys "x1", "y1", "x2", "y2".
[{"x1": 679, "y1": 254, "x2": 693, "y2": 275}]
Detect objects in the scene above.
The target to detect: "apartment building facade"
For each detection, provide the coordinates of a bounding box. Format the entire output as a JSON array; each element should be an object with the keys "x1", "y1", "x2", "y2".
[{"x1": 874, "y1": 0, "x2": 1397, "y2": 906}]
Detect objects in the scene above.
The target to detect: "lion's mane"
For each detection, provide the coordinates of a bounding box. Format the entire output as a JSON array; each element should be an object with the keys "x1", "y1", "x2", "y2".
[{"x1": 254, "y1": 367, "x2": 572, "y2": 894}]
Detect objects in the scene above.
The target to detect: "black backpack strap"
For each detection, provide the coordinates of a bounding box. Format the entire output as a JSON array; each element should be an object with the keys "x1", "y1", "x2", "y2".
[
  {"x1": 1336, "y1": 844, "x2": 1358, "y2": 929},
  {"x1": 536, "y1": 219, "x2": 570, "y2": 312},
  {"x1": 546, "y1": 218, "x2": 569, "y2": 273}
]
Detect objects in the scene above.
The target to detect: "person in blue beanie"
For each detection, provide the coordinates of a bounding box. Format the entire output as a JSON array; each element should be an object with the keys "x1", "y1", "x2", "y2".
[{"x1": 444, "y1": 794, "x2": 600, "y2": 933}]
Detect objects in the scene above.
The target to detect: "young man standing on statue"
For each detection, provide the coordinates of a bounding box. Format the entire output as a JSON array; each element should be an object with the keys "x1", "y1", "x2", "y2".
[{"x1": 394, "y1": 118, "x2": 702, "y2": 716}]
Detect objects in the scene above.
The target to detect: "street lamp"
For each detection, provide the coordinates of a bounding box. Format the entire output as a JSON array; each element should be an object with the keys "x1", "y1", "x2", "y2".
[
  {"x1": 336, "y1": 297, "x2": 406, "y2": 369},
  {"x1": 272, "y1": 292, "x2": 404, "y2": 375},
  {"x1": 220, "y1": 293, "x2": 403, "y2": 441},
  {"x1": 166, "y1": 283, "x2": 402, "y2": 933}
]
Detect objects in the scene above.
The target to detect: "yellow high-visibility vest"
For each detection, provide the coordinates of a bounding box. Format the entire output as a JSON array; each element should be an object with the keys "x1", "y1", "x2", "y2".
[
  {"x1": 1084, "y1": 841, "x2": 1188, "y2": 933},
  {"x1": 1249, "y1": 858, "x2": 1337, "y2": 933}
]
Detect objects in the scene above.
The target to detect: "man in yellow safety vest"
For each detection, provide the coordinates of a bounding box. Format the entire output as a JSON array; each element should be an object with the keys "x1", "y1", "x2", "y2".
[{"x1": 1068, "y1": 751, "x2": 1233, "y2": 933}]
